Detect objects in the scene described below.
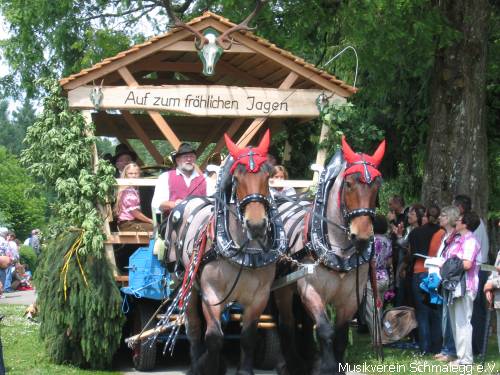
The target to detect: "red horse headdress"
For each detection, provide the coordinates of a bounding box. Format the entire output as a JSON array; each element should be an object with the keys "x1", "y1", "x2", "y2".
[
  {"x1": 342, "y1": 136, "x2": 385, "y2": 183},
  {"x1": 225, "y1": 130, "x2": 270, "y2": 174}
]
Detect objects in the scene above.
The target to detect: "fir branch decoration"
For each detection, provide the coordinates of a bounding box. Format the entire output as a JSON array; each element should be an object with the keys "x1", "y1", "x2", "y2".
[
  {"x1": 21, "y1": 78, "x2": 116, "y2": 256},
  {"x1": 36, "y1": 231, "x2": 124, "y2": 369},
  {"x1": 22, "y1": 77, "x2": 124, "y2": 368}
]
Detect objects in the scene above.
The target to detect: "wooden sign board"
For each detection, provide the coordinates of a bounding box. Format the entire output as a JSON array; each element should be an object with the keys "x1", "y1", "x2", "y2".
[{"x1": 68, "y1": 85, "x2": 345, "y2": 118}]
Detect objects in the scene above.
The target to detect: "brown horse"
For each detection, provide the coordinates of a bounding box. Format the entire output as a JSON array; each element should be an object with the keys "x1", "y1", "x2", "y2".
[
  {"x1": 163, "y1": 130, "x2": 286, "y2": 375},
  {"x1": 274, "y1": 136, "x2": 385, "y2": 375}
]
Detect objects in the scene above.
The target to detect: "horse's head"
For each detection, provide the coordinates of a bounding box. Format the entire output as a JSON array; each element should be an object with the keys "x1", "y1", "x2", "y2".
[
  {"x1": 225, "y1": 130, "x2": 271, "y2": 241},
  {"x1": 341, "y1": 136, "x2": 385, "y2": 251}
]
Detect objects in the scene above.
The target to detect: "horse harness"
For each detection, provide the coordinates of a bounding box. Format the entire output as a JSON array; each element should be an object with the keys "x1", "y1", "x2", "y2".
[
  {"x1": 213, "y1": 156, "x2": 287, "y2": 268},
  {"x1": 279, "y1": 150, "x2": 376, "y2": 272}
]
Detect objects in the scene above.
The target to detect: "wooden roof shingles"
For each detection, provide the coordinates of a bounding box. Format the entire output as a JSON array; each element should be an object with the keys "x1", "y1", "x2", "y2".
[{"x1": 60, "y1": 11, "x2": 356, "y2": 95}]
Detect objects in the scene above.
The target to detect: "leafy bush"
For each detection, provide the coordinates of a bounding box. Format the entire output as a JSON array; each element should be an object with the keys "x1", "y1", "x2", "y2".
[
  {"x1": 0, "y1": 146, "x2": 46, "y2": 239},
  {"x1": 19, "y1": 245, "x2": 38, "y2": 274}
]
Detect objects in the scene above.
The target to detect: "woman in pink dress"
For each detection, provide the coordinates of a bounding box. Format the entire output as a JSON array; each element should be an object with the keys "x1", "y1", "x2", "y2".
[
  {"x1": 114, "y1": 163, "x2": 153, "y2": 232},
  {"x1": 442, "y1": 211, "x2": 481, "y2": 365}
]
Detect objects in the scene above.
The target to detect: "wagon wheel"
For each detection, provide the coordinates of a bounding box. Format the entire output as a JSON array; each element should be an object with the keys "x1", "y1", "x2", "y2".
[
  {"x1": 254, "y1": 328, "x2": 281, "y2": 370},
  {"x1": 132, "y1": 301, "x2": 158, "y2": 371}
]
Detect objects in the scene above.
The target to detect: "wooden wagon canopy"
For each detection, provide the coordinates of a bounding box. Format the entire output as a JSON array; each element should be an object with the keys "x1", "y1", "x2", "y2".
[{"x1": 60, "y1": 11, "x2": 354, "y2": 150}]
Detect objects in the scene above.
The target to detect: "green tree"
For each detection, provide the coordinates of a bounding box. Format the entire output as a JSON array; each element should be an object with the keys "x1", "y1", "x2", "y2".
[
  {"x1": 0, "y1": 0, "x2": 136, "y2": 98},
  {"x1": 1, "y1": 0, "x2": 498, "y2": 215},
  {"x1": 0, "y1": 146, "x2": 45, "y2": 238},
  {"x1": 0, "y1": 99, "x2": 37, "y2": 155}
]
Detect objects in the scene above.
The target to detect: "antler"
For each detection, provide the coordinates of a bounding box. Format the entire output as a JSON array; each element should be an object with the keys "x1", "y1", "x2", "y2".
[
  {"x1": 216, "y1": 0, "x2": 267, "y2": 50},
  {"x1": 164, "y1": 0, "x2": 207, "y2": 49}
]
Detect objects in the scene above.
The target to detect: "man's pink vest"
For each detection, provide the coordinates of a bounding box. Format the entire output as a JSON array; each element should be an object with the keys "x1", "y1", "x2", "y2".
[{"x1": 168, "y1": 169, "x2": 207, "y2": 201}]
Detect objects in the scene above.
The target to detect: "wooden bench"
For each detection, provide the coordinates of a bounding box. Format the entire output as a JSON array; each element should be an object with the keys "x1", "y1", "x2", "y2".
[{"x1": 105, "y1": 231, "x2": 152, "y2": 245}]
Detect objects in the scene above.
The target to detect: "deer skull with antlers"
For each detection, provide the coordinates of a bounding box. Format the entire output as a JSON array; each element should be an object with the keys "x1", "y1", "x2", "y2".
[{"x1": 165, "y1": 0, "x2": 267, "y2": 76}]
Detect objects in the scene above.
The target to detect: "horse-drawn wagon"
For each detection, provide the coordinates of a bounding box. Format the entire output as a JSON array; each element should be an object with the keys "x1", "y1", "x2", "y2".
[{"x1": 60, "y1": 3, "x2": 363, "y2": 373}]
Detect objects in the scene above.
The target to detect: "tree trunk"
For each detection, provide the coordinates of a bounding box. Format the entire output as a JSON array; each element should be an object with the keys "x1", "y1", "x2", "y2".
[{"x1": 422, "y1": 0, "x2": 490, "y2": 217}]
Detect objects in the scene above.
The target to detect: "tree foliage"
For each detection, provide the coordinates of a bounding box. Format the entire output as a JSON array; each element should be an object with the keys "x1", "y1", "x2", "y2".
[
  {"x1": 1, "y1": 0, "x2": 498, "y2": 216},
  {"x1": 0, "y1": 99, "x2": 36, "y2": 155},
  {"x1": 0, "y1": 146, "x2": 45, "y2": 238}
]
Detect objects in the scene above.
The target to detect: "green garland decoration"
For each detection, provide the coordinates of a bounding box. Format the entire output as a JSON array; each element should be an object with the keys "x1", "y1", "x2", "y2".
[{"x1": 21, "y1": 78, "x2": 124, "y2": 369}]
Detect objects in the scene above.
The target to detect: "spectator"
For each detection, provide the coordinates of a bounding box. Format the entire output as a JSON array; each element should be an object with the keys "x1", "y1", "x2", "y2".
[
  {"x1": 205, "y1": 164, "x2": 219, "y2": 197},
  {"x1": 364, "y1": 214, "x2": 392, "y2": 343},
  {"x1": 483, "y1": 248, "x2": 500, "y2": 353},
  {"x1": 453, "y1": 194, "x2": 490, "y2": 356},
  {"x1": 387, "y1": 195, "x2": 408, "y2": 229},
  {"x1": 112, "y1": 143, "x2": 138, "y2": 177},
  {"x1": 114, "y1": 163, "x2": 154, "y2": 232},
  {"x1": 29, "y1": 229, "x2": 41, "y2": 256},
  {"x1": 394, "y1": 203, "x2": 425, "y2": 308},
  {"x1": 152, "y1": 142, "x2": 207, "y2": 215},
  {"x1": 410, "y1": 205, "x2": 442, "y2": 354},
  {"x1": 432, "y1": 205, "x2": 461, "y2": 362},
  {"x1": 442, "y1": 211, "x2": 481, "y2": 366},
  {"x1": 270, "y1": 165, "x2": 296, "y2": 199},
  {"x1": 387, "y1": 195, "x2": 408, "y2": 304},
  {"x1": 3, "y1": 232, "x2": 19, "y2": 292},
  {"x1": 0, "y1": 228, "x2": 10, "y2": 298},
  {"x1": 205, "y1": 152, "x2": 222, "y2": 197}
]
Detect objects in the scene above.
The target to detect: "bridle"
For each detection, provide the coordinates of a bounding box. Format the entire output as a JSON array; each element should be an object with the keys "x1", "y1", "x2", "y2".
[
  {"x1": 231, "y1": 171, "x2": 271, "y2": 223},
  {"x1": 339, "y1": 158, "x2": 380, "y2": 235}
]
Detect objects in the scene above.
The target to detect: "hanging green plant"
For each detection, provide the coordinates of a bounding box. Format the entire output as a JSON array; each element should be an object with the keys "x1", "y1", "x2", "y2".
[
  {"x1": 21, "y1": 77, "x2": 124, "y2": 369},
  {"x1": 318, "y1": 100, "x2": 385, "y2": 158}
]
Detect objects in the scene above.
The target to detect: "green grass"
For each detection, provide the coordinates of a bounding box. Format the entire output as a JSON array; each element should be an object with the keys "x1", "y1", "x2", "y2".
[
  {"x1": 346, "y1": 328, "x2": 500, "y2": 375},
  {"x1": 0, "y1": 305, "x2": 121, "y2": 375},
  {"x1": 2, "y1": 303, "x2": 499, "y2": 374}
]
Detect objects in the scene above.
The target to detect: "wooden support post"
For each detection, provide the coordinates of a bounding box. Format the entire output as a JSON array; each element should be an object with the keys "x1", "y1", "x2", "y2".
[
  {"x1": 121, "y1": 110, "x2": 164, "y2": 164},
  {"x1": 118, "y1": 67, "x2": 181, "y2": 150},
  {"x1": 313, "y1": 122, "x2": 330, "y2": 182},
  {"x1": 236, "y1": 72, "x2": 299, "y2": 147}
]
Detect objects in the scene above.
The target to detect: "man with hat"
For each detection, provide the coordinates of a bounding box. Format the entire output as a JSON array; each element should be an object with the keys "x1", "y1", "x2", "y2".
[
  {"x1": 112, "y1": 144, "x2": 138, "y2": 177},
  {"x1": 152, "y1": 142, "x2": 207, "y2": 214}
]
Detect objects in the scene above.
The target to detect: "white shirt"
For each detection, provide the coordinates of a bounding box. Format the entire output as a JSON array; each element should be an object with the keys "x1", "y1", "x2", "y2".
[
  {"x1": 270, "y1": 186, "x2": 296, "y2": 199},
  {"x1": 151, "y1": 168, "x2": 208, "y2": 213},
  {"x1": 474, "y1": 219, "x2": 489, "y2": 263}
]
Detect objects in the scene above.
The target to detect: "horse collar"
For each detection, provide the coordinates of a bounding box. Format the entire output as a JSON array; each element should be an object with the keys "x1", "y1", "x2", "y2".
[{"x1": 214, "y1": 159, "x2": 287, "y2": 268}]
